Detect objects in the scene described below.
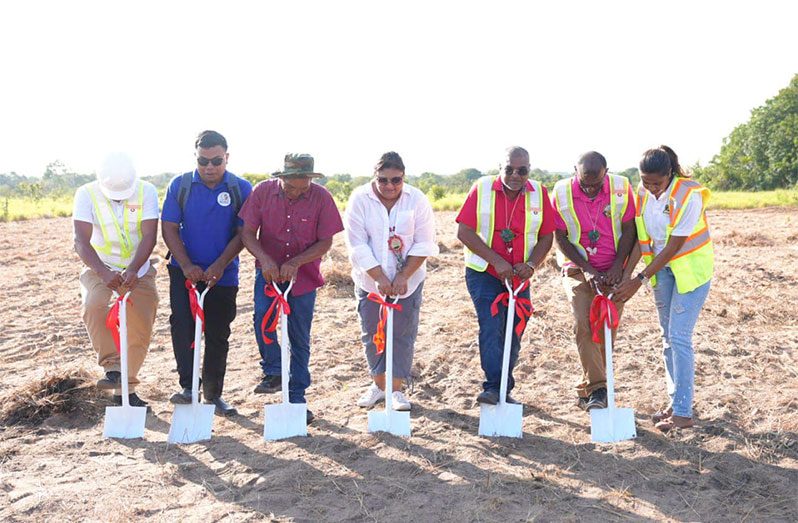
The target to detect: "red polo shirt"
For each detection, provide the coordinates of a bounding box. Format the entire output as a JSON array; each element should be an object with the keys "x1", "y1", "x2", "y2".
[
  {"x1": 239, "y1": 179, "x2": 344, "y2": 296},
  {"x1": 456, "y1": 176, "x2": 556, "y2": 280}
]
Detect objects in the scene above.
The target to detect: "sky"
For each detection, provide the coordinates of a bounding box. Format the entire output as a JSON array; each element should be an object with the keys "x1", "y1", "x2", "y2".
[{"x1": 2, "y1": 1, "x2": 796, "y2": 179}]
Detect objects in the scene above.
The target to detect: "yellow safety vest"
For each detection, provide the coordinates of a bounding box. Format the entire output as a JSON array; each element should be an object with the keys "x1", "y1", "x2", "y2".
[
  {"x1": 464, "y1": 175, "x2": 544, "y2": 271},
  {"x1": 552, "y1": 174, "x2": 630, "y2": 267},
  {"x1": 635, "y1": 178, "x2": 714, "y2": 293},
  {"x1": 85, "y1": 180, "x2": 144, "y2": 270}
]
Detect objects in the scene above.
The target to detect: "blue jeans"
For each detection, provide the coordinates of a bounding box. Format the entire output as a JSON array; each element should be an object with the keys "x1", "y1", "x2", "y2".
[
  {"x1": 253, "y1": 271, "x2": 317, "y2": 403},
  {"x1": 465, "y1": 268, "x2": 530, "y2": 394},
  {"x1": 652, "y1": 267, "x2": 710, "y2": 418}
]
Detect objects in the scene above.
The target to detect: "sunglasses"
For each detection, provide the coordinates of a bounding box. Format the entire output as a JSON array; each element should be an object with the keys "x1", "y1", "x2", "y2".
[
  {"x1": 376, "y1": 176, "x2": 404, "y2": 185},
  {"x1": 197, "y1": 156, "x2": 225, "y2": 166},
  {"x1": 504, "y1": 166, "x2": 530, "y2": 177}
]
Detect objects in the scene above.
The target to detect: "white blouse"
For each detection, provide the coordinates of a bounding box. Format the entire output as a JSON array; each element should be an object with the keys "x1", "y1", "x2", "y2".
[
  {"x1": 344, "y1": 182, "x2": 439, "y2": 298},
  {"x1": 643, "y1": 178, "x2": 703, "y2": 258}
]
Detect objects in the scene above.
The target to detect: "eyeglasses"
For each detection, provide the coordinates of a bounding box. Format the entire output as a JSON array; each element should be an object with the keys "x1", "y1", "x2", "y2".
[
  {"x1": 504, "y1": 166, "x2": 530, "y2": 177},
  {"x1": 197, "y1": 156, "x2": 224, "y2": 167},
  {"x1": 377, "y1": 176, "x2": 404, "y2": 185}
]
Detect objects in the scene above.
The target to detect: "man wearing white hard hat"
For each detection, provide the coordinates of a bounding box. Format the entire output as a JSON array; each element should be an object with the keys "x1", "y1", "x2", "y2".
[{"x1": 72, "y1": 152, "x2": 160, "y2": 408}]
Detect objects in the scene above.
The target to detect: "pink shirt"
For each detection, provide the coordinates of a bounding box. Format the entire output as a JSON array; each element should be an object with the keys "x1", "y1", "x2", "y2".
[
  {"x1": 456, "y1": 176, "x2": 556, "y2": 281},
  {"x1": 552, "y1": 176, "x2": 636, "y2": 272},
  {"x1": 239, "y1": 179, "x2": 344, "y2": 296}
]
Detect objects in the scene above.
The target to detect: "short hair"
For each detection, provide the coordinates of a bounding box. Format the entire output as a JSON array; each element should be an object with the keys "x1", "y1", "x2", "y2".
[
  {"x1": 505, "y1": 146, "x2": 530, "y2": 164},
  {"x1": 195, "y1": 130, "x2": 228, "y2": 151},
  {"x1": 577, "y1": 151, "x2": 607, "y2": 177},
  {"x1": 374, "y1": 151, "x2": 405, "y2": 173}
]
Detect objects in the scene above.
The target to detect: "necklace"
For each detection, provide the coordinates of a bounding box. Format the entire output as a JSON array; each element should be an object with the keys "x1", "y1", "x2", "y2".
[
  {"x1": 501, "y1": 190, "x2": 523, "y2": 253},
  {"x1": 580, "y1": 197, "x2": 603, "y2": 253}
]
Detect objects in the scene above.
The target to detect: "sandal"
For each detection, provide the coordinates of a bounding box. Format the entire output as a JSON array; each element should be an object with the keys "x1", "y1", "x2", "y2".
[
  {"x1": 655, "y1": 415, "x2": 694, "y2": 432},
  {"x1": 651, "y1": 406, "x2": 673, "y2": 423}
]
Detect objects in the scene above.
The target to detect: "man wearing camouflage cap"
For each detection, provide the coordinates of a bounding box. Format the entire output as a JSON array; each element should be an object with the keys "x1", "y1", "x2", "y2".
[{"x1": 240, "y1": 153, "x2": 344, "y2": 424}]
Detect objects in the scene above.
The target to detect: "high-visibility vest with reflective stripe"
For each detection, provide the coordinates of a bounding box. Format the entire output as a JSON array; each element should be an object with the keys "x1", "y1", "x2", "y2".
[
  {"x1": 552, "y1": 174, "x2": 630, "y2": 267},
  {"x1": 635, "y1": 178, "x2": 714, "y2": 293},
  {"x1": 85, "y1": 180, "x2": 144, "y2": 270},
  {"x1": 464, "y1": 175, "x2": 544, "y2": 271}
]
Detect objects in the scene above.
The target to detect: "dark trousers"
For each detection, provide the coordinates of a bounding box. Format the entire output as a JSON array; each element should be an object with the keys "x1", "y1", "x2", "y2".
[
  {"x1": 465, "y1": 268, "x2": 530, "y2": 394},
  {"x1": 253, "y1": 271, "x2": 316, "y2": 403},
  {"x1": 168, "y1": 265, "x2": 238, "y2": 399}
]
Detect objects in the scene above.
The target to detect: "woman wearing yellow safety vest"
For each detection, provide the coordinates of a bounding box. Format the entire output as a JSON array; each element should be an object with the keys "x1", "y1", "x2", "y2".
[{"x1": 614, "y1": 146, "x2": 713, "y2": 432}]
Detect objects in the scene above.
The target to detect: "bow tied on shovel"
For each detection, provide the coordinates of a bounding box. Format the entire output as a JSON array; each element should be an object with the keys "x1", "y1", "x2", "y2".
[
  {"x1": 366, "y1": 293, "x2": 403, "y2": 355},
  {"x1": 186, "y1": 280, "x2": 206, "y2": 348},
  {"x1": 261, "y1": 283, "x2": 292, "y2": 344},
  {"x1": 490, "y1": 279, "x2": 534, "y2": 337},
  {"x1": 105, "y1": 294, "x2": 133, "y2": 354},
  {"x1": 589, "y1": 294, "x2": 619, "y2": 343}
]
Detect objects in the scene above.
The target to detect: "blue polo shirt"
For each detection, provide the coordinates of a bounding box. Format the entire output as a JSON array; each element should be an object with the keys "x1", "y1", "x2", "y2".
[{"x1": 161, "y1": 170, "x2": 253, "y2": 287}]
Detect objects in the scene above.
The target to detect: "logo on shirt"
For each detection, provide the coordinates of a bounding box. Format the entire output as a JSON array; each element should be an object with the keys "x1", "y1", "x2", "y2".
[
  {"x1": 217, "y1": 192, "x2": 231, "y2": 207},
  {"x1": 127, "y1": 203, "x2": 141, "y2": 213},
  {"x1": 663, "y1": 204, "x2": 670, "y2": 215}
]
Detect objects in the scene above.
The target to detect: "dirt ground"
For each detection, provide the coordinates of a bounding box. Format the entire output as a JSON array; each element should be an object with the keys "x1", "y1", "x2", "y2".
[{"x1": 0, "y1": 208, "x2": 796, "y2": 522}]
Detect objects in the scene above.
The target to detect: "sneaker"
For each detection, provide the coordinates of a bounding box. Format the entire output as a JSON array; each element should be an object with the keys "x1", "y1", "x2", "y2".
[
  {"x1": 97, "y1": 371, "x2": 121, "y2": 390},
  {"x1": 169, "y1": 388, "x2": 193, "y2": 405},
  {"x1": 254, "y1": 375, "x2": 281, "y2": 394},
  {"x1": 357, "y1": 383, "x2": 386, "y2": 408},
  {"x1": 576, "y1": 396, "x2": 589, "y2": 411},
  {"x1": 587, "y1": 388, "x2": 608, "y2": 410},
  {"x1": 113, "y1": 392, "x2": 150, "y2": 410},
  {"x1": 306, "y1": 409, "x2": 315, "y2": 424},
  {"x1": 476, "y1": 390, "x2": 499, "y2": 405},
  {"x1": 392, "y1": 391, "x2": 411, "y2": 411}
]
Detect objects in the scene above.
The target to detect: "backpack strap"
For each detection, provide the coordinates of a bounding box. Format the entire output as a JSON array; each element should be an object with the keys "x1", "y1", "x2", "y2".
[
  {"x1": 226, "y1": 173, "x2": 243, "y2": 214},
  {"x1": 177, "y1": 172, "x2": 193, "y2": 212}
]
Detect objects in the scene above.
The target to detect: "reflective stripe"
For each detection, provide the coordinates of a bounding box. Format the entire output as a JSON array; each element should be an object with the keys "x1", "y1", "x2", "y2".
[
  {"x1": 669, "y1": 179, "x2": 702, "y2": 227},
  {"x1": 608, "y1": 174, "x2": 629, "y2": 249},
  {"x1": 523, "y1": 180, "x2": 544, "y2": 261},
  {"x1": 671, "y1": 225, "x2": 711, "y2": 260}
]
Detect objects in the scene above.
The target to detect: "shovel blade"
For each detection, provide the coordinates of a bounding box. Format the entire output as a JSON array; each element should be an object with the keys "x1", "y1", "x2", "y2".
[
  {"x1": 590, "y1": 407, "x2": 637, "y2": 443},
  {"x1": 167, "y1": 403, "x2": 215, "y2": 444},
  {"x1": 478, "y1": 403, "x2": 523, "y2": 438},
  {"x1": 368, "y1": 409, "x2": 411, "y2": 437},
  {"x1": 103, "y1": 405, "x2": 147, "y2": 439},
  {"x1": 264, "y1": 403, "x2": 307, "y2": 441}
]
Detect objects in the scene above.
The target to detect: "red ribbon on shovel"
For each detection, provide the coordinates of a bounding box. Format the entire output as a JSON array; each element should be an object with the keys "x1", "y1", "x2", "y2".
[
  {"x1": 105, "y1": 294, "x2": 132, "y2": 354},
  {"x1": 261, "y1": 283, "x2": 291, "y2": 344},
  {"x1": 589, "y1": 294, "x2": 619, "y2": 343},
  {"x1": 490, "y1": 280, "x2": 534, "y2": 338},
  {"x1": 186, "y1": 280, "x2": 205, "y2": 349},
  {"x1": 366, "y1": 293, "x2": 403, "y2": 355}
]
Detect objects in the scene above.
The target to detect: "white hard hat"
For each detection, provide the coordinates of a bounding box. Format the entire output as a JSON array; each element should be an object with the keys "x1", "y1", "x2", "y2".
[{"x1": 97, "y1": 152, "x2": 137, "y2": 200}]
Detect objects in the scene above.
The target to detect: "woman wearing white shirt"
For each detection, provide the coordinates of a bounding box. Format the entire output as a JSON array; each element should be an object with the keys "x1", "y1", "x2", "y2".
[
  {"x1": 615, "y1": 146, "x2": 713, "y2": 432},
  {"x1": 344, "y1": 152, "x2": 439, "y2": 411}
]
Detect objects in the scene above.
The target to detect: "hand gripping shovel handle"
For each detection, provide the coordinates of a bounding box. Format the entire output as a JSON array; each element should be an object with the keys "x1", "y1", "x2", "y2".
[
  {"x1": 189, "y1": 284, "x2": 211, "y2": 406},
  {"x1": 118, "y1": 291, "x2": 132, "y2": 407},
  {"x1": 273, "y1": 281, "x2": 294, "y2": 404},
  {"x1": 499, "y1": 280, "x2": 526, "y2": 405},
  {"x1": 382, "y1": 295, "x2": 400, "y2": 412}
]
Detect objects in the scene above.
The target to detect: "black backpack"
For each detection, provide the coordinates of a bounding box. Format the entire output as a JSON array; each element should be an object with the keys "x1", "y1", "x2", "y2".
[{"x1": 177, "y1": 171, "x2": 243, "y2": 215}]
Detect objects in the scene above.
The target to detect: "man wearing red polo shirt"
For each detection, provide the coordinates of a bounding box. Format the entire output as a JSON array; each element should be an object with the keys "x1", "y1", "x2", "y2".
[
  {"x1": 456, "y1": 146, "x2": 555, "y2": 406},
  {"x1": 551, "y1": 151, "x2": 637, "y2": 412},
  {"x1": 240, "y1": 153, "x2": 344, "y2": 424}
]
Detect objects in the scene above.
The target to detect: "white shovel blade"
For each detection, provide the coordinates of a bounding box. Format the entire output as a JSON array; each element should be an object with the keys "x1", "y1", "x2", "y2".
[
  {"x1": 478, "y1": 403, "x2": 523, "y2": 438},
  {"x1": 590, "y1": 407, "x2": 637, "y2": 443},
  {"x1": 167, "y1": 403, "x2": 215, "y2": 444},
  {"x1": 103, "y1": 405, "x2": 147, "y2": 439},
  {"x1": 264, "y1": 403, "x2": 307, "y2": 441},
  {"x1": 368, "y1": 409, "x2": 411, "y2": 437}
]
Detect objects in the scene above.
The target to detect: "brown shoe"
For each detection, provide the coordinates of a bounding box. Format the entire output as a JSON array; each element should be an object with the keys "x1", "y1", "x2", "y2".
[
  {"x1": 652, "y1": 406, "x2": 673, "y2": 423},
  {"x1": 655, "y1": 415, "x2": 694, "y2": 432}
]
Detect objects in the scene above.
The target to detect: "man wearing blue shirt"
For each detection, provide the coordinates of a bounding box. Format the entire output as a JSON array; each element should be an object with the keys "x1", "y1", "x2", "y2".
[{"x1": 161, "y1": 130, "x2": 252, "y2": 416}]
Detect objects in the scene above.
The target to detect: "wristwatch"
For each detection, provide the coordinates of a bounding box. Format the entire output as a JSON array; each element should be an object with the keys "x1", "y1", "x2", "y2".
[
  {"x1": 525, "y1": 261, "x2": 536, "y2": 273},
  {"x1": 637, "y1": 271, "x2": 650, "y2": 283}
]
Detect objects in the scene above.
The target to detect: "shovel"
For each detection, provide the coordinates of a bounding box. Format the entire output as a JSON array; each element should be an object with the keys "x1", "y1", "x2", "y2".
[
  {"x1": 368, "y1": 295, "x2": 410, "y2": 437},
  {"x1": 479, "y1": 280, "x2": 525, "y2": 438},
  {"x1": 264, "y1": 280, "x2": 308, "y2": 441},
  {"x1": 168, "y1": 284, "x2": 215, "y2": 444},
  {"x1": 590, "y1": 291, "x2": 636, "y2": 443},
  {"x1": 103, "y1": 291, "x2": 147, "y2": 439}
]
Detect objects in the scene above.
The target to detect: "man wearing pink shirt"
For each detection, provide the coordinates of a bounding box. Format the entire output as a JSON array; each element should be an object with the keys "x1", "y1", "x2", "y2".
[
  {"x1": 551, "y1": 151, "x2": 637, "y2": 411},
  {"x1": 239, "y1": 154, "x2": 344, "y2": 424}
]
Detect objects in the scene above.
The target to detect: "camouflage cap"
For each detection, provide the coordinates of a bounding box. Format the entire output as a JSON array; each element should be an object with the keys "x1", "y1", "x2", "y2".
[{"x1": 272, "y1": 153, "x2": 324, "y2": 178}]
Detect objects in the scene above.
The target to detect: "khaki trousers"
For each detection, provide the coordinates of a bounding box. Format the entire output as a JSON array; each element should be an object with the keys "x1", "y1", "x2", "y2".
[
  {"x1": 79, "y1": 266, "x2": 159, "y2": 393},
  {"x1": 561, "y1": 270, "x2": 625, "y2": 398}
]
